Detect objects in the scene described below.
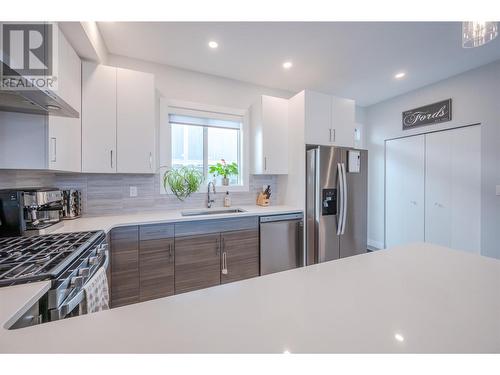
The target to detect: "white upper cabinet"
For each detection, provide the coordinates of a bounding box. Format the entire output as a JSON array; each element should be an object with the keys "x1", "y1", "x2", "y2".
[
  {"x1": 250, "y1": 95, "x2": 288, "y2": 175},
  {"x1": 116, "y1": 68, "x2": 155, "y2": 173},
  {"x1": 48, "y1": 28, "x2": 82, "y2": 172},
  {"x1": 304, "y1": 90, "x2": 331, "y2": 145},
  {"x1": 82, "y1": 62, "x2": 117, "y2": 173},
  {"x1": 331, "y1": 96, "x2": 355, "y2": 148},
  {"x1": 303, "y1": 89, "x2": 355, "y2": 148},
  {"x1": 82, "y1": 62, "x2": 156, "y2": 174},
  {"x1": 0, "y1": 25, "x2": 82, "y2": 172}
]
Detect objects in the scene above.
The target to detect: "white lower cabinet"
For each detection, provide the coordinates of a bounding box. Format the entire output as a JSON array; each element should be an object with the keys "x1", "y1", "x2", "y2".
[
  {"x1": 385, "y1": 125, "x2": 481, "y2": 253},
  {"x1": 82, "y1": 62, "x2": 156, "y2": 174}
]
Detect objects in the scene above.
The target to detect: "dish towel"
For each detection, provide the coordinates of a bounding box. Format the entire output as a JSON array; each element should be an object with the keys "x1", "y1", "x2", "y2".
[{"x1": 82, "y1": 266, "x2": 110, "y2": 314}]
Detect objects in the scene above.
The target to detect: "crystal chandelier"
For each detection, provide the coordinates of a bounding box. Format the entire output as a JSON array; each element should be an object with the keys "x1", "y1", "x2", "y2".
[{"x1": 462, "y1": 22, "x2": 498, "y2": 48}]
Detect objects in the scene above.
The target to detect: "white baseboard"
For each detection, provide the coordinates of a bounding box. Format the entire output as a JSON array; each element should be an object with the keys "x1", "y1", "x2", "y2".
[{"x1": 367, "y1": 239, "x2": 384, "y2": 251}]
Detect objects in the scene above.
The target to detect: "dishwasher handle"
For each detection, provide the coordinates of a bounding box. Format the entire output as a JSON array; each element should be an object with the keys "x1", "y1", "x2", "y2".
[{"x1": 260, "y1": 213, "x2": 303, "y2": 223}]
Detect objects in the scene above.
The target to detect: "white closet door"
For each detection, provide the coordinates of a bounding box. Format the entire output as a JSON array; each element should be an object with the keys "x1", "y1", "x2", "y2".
[
  {"x1": 425, "y1": 126, "x2": 481, "y2": 253},
  {"x1": 385, "y1": 135, "x2": 425, "y2": 248}
]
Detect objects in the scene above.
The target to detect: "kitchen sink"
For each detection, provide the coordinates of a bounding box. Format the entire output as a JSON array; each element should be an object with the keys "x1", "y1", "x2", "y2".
[{"x1": 181, "y1": 208, "x2": 247, "y2": 216}]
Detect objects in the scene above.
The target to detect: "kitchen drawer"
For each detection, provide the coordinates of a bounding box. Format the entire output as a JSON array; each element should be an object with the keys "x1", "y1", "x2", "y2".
[
  {"x1": 140, "y1": 223, "x2": 175, "y2": 241},
  {"x1": 174, "y1": 216, "x2": 258, "y2": 237}
]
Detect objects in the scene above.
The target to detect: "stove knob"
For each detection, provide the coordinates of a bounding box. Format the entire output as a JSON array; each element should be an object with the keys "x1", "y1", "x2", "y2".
[
  {"x1": 97, "y1": 244, "x2": 108, "y2": 254},
  {"x1": 78, "y1": 268, "x2": 90, "y2": 277},
  {"x1": 70, "y1": 276, "x2": 83, "y2": 288}
]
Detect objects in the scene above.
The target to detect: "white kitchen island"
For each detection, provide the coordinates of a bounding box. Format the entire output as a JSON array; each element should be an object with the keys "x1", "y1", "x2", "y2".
[{"x1": 1, "y1": 243, "x2": 499, "y2": 353}]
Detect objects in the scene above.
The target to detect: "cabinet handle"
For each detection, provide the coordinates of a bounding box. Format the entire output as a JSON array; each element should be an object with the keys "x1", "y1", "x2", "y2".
[
  {"x1": 264, "y1": 157, "x2": 267, "y2": 171},
  {"x1": 222, "y1": 252, "x2": 228, "y2": 275},
  {"x1": 168, "y1": 242, "x2": 173, "y2": 260},
  {"x1": 110, "y1": 150, "x2": 113, "y2": 169},
  {"x1": 149, "y1": 152, "x2": 152, "y2": 169},
  {"x1": 50, "y1": 137, "x2": 57, "y2": 162},
  {"x1": 329, "y1": 129, "x2": 332, "y2": 143},
  {"x1": 216, "y1": 238, "x2": 220, "y2": 256},
  {"x1": 331, "y1": 129, "x2": 336, "y2": 142}
]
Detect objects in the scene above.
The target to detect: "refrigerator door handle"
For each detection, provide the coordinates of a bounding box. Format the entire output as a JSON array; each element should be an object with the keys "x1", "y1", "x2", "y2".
[
  {"x1": 336, "y1": 163, "x2": 343, "y2": 235},
  {"x1": 341, "y1": 162, "x2": 348, "y2": 235}
]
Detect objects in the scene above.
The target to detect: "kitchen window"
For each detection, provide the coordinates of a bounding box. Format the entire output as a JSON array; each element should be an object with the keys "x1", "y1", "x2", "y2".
[{"x1": 161, "y1": 101, "x2": 249, "y2": 191}]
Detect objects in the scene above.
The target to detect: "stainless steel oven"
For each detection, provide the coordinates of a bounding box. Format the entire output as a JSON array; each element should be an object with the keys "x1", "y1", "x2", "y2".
[{"x1": 7, "y1": 232, "x2": 109, "y2": 329}]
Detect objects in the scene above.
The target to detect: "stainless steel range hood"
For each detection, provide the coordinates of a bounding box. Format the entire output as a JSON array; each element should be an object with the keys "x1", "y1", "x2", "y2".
[{"x1": 0, "y1": 57, "x2": 79, "y2": 118}]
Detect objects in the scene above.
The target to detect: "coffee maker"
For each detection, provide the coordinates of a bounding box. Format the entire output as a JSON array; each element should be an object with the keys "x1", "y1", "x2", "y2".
[{"x1": 0, "y1": 188, "x2": 63, "y2": 237}]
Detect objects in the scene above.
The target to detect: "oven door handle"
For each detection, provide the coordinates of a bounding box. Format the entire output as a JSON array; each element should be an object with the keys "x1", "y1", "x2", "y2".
[{"x1": 52, "y1": 250, "x2": 109, "y2": 320}]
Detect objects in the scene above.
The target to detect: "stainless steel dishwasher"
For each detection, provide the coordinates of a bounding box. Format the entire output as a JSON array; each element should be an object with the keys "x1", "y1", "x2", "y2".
[{"x1": 259, "y1": 213, "x2": 304, "y2": 275}]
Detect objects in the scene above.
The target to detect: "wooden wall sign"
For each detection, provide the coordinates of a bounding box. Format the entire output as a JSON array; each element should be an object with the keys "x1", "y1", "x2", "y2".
[{"x1": 402, "y1": 99, "x2": 452, "y2": 130}]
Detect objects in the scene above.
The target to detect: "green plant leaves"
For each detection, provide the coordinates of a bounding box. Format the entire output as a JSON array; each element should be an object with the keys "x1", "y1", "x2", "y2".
[
  {"x1": 163, "y1": 166, "x2": 204, "y2": 201},
  {"x1": 208, "y1": 160, "x2": 239, "y2": 179}
]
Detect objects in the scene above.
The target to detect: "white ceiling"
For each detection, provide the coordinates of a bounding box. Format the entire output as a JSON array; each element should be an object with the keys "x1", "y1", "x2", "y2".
[{"x1": 98, "y1": 22, "x2": 500, "y2": 106}]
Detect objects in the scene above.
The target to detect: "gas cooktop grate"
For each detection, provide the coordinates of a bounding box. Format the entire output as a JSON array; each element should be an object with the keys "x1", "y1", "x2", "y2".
[{"x1": 0, "y1": 231, "x2": 103, "y2": 286}]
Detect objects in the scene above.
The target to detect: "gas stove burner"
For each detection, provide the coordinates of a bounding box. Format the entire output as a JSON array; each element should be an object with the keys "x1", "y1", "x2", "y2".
[{"x1": 0, "y1": 231, "x2": 105, "y2": 287}]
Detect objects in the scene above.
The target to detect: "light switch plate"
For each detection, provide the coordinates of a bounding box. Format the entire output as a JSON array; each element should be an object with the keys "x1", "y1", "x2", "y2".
[
  {"x1": 130, "y1": 186, "x2": 138, "y2": 197},
  {"x1": 496, "y1": 185, "x2": 500, "y2": 196}
]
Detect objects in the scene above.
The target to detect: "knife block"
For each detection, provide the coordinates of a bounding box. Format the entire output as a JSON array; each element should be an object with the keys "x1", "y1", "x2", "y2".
[{"x1": 256, "y1": 192, "x2": 270, "y2": 207}]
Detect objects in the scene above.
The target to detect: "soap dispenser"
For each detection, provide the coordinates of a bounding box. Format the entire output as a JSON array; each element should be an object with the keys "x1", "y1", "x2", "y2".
[{"x1": 224, "y1": 191, "x2": 231, "y2": 207}]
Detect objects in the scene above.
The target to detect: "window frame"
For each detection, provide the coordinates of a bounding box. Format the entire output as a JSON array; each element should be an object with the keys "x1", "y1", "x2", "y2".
[{"x1": 159, "y1": 98, "x2": 250, "y2": 194}]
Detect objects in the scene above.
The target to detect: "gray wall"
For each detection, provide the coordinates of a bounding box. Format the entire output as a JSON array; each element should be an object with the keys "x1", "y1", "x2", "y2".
[
  {"x1": 365, "y1": 59, "x2": 500, "y2": 259},
  {"x1": 0, "y1": 170, "x2": 279, "y2": 215}
]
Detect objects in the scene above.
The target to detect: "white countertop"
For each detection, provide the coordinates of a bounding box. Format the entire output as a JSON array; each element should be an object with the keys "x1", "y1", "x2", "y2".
[
  {"x1": 50, "y1": 205, "x2": 303, "y2": 234},
  {"x1": 1, "y1": 243, "x2": 499, "y2": 353}
]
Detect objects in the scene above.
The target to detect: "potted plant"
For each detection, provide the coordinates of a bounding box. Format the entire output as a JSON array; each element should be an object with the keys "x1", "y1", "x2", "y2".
[
  {"x1": 209, "y1": 159, "x2": 238, "y2": 186},
  {"x1": 163, "y1": 166, "x2": 204, "y2": 201}
]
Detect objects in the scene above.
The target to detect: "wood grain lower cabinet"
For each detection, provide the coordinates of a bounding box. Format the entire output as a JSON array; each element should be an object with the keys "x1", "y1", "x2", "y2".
[
  {"x1": 221, "y1": 229, "x2": 259, "y2": 284},
  {"x1": 139, "y1": 224, "x2": 175, "y2": 302},
  {"x1": 110, "y1": 226, "x2": 139, "y2": 308},
  {"x1": 110, "y1": 220, "x2": 261, "y2": 306},
  {"x1": 174, "y1": 233, "x2": 221, "y2": 294}
]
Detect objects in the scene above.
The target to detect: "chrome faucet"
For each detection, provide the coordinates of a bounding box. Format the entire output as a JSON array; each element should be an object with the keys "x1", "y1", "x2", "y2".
[{"x1": 207, "y1": 181, "x2": 216, "y2": 208}]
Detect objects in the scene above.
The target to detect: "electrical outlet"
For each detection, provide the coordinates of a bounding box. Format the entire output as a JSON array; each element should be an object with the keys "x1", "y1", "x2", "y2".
[
  {"x1": 496, "y1": 185, "x2": 500, "y2": 196},
  {"x1": 129, "y1": 186, "x2": 138, "y2": 197}
]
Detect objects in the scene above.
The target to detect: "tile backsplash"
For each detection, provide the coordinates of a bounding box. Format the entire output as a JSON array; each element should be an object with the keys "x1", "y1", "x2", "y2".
[{"x1": 0, "y1": 170, "x2": 279, "y2": 216}]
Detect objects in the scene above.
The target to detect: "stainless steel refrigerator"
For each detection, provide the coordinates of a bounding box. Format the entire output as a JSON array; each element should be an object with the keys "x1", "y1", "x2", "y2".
[{"x1": 305, "y1": 146, "x2": 368, "y2": 264}]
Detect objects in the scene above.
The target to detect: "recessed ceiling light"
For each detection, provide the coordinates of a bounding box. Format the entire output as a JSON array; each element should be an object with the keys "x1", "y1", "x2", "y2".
[
  {"x1": 394, "y1": 72, "x2": 406, "y2": 79},
  {"x1": 208, "y1": 41, "x2": 218, "y2": 49},
  {"x1": 283, "y1": 61, "x2": 293, "y2": 69},
  {"x1": 394, "y1": 333, "x2": 405, "y2": 342}
]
